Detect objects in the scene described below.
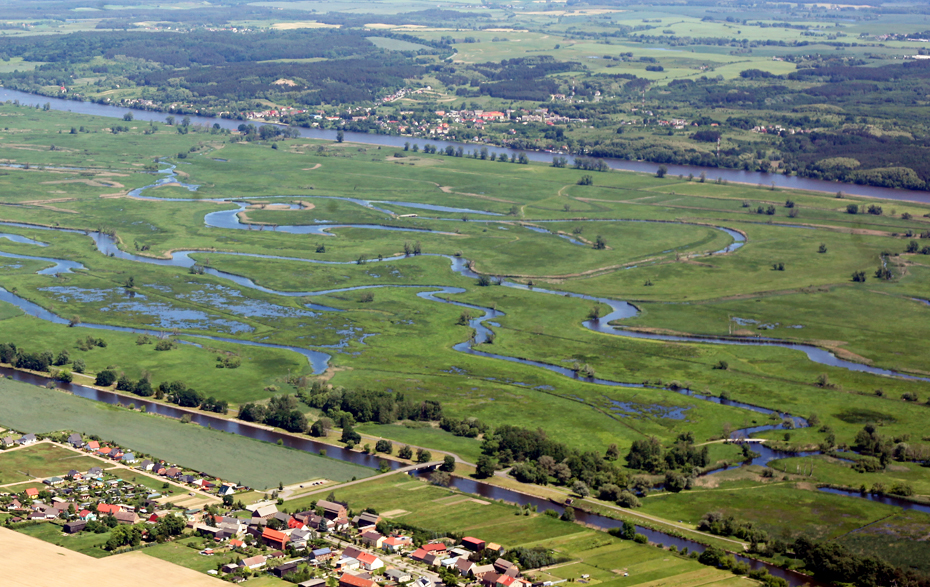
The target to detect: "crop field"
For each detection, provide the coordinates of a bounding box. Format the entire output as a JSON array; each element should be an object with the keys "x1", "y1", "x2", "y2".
[
  {"x1": 0, "y1": 526, "x2": 228, "y2": 587},
  {"x1": 0, "y1": 378, "x2": 372, "y2": 489}
]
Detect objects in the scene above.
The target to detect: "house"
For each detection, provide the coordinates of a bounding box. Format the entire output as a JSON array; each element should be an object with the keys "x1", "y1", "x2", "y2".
[
  {"x1": 354, "y1": 511, "x2": 381, "y2": 530},
  {"x1": 1, "y1": 436, "x2": 13, "y2": 448},
  {"x1": 66, "y1": 470, "x2": 82, "y2": 480},
  {"x1": 360, "y1": 530, "x2": 384, "y2": 549},
  {"x1": 339, "y1": 573, "x2": 376, "y2": 587},
  {"x1": 471, "y1": 565, "x2": 496, "y2": 580},
  {"x1": 115, "y1": 511, "x2": 139, "y2": 525},
  {"x1": 97, "y1": 503, "x2": 121, "y2": 516},
  {"x1": 423, "y1": 553, "x2": 443, "y2": 567},
  {"x1": 411, "y1": 542, "x2": 447, "y2": 562},
  {"x1": 494, "y1": 559, "x2": 519, "y2": 576},
  {"x1": 229, "y1": 539, "x2": 245, "y2": 549},
  {"x1": 299, "y1": 580, "x2": 327, "y2": 587},
  {"x1": 489, "y1": 575, "x2": 527, "y2": 587},
  {"x1": 24, "y1": 488, "x2": 39, "y2": 498},
  {"x1": 222, "y1": 563, "x2": 239, "y2": 574},
  {"x1": 334, "y1": 516, "x2": 351, "y2": 532},
  {"x1": 179, "y1": 474, "x2": 197, "y2": 484},
  {"x1": 6, "y1": 499, "x2": 23, "y2": 512},
  {"x1": 138, "y1": 459, "x2": 154, "y2": 471},
  {"x1": 272, "y1": 561, "x2": 303, "y2": 578},
  {"x1": 240, "y1": 555, "x2": 267, "y2": 570},
  {"x1": 85, "y1": 440, "x2": 99, "y2": 452},
  {"x1": 357, "y1": 552, "x2": 384, "y2": 571},
  {"x1": 317, "y1": 499, "x2": 348, "y2": 520},
  {"x1": 151, "y1": 463, "x2": 166, "y2": 476},
  {"x1": 97, "y1": 447, "x2": 112, "y2": 457},
  {"x1": 87, "y1": 467, "x2": 103, "y2": 477},
  {"x1": 290, "y1": 528, "x2": 312, "y2": 549},
  {"x1": 486, "y1": 542, "x2": 504, "y2": 554},
  {"x1": 287, "y1": 516, "x2": 306, "y2": 530},
  {"x1": 415, "y1": 578, "x2": 433, "y2": 587},
  {"x1": 422, "y1": 543, "x2": 447, "y2": 554},
  {"x1": 310, "y1": 547, "x2": 332, "y2": 561},
  {"x1": 309, "y1": 514, "x2": 334, "y2": 532},
  {"x1": 64, "y1": 520, "x2": 87, "y2": 534},
  {"x1": 441, "y1": 558, "x2": 459, "y2": 569},
  {"x1": 44, "y1": 476, "x2": 64, "y2": 486},
  {"x1": 342, "y1": 546, "x2": 363, "y2": 560},
  {"x1": 262, "y1": 527, "x2": 289, "y2": 550},
  {"x1": 67, "y1": 433, "x2": 84, "y2": 449},
  {"x1": 16, "y1": 433, "x2": 37, "y2": 446},
  {"x1": 218, "y1": 484, "x2": 236, "y2": 497},
  {"x1": 383, "y1": 535, "x2": 413, "y2": 551},
  {"x1": 164, "y1": 467, "x2": 182, "y2": 479},
  {"x1": 455, "y1": 558, "x2": 475, "y2": 577},
  {"x1": 386, "y1": 569, "x2": 412, "y2": 583},
  {"x1": 79, "y1": 509, "x2": 97, "y2": 521},
  {"x1": 251, "y1": 504, "x2": 278, "y2": 519},
  {"x1": 337, "y1": 557, "x2": 360, "y2": 571},
  {"x1": 462, "y1": 537, "x2": 486, "y2": 552}
]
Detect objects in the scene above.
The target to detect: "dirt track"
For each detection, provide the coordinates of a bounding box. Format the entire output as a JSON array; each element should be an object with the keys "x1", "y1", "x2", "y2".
[{"x1": 0, "y1": 527, "x2": 224, "y2": 587}]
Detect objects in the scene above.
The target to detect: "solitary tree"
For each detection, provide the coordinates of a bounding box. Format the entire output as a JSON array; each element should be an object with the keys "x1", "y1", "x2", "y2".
[
  {"x1": 440, "y1": 455, "x2": 456, "y2": 472},
  {"x1": 656, "y1": 165, "x2": 668, "y2": 178}
]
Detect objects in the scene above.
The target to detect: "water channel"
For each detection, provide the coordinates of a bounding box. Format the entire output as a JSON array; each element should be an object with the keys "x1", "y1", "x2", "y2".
[{"x1": 1, "y1": 88, "x2": 929, "y2": 203}]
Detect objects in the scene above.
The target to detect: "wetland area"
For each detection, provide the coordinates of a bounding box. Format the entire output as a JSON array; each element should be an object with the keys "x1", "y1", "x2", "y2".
[{"x1": 0, "y1": 98, "x2": 929, "y2": 587}]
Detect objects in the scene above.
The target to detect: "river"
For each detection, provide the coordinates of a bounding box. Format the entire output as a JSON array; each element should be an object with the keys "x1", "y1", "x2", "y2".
[{"x1": 1, "y1": 88, "x2": 929, "y2": 203}]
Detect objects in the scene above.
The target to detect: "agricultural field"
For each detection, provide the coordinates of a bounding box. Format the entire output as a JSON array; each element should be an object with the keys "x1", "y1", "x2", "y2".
[{"x1": 288, "y1": 474, "x2": 752, "y2": 587}]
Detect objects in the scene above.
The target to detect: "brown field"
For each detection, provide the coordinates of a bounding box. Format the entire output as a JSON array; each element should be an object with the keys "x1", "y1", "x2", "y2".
[{"x1": 0, "y1": 527, "x2": 224, "y2": 587}]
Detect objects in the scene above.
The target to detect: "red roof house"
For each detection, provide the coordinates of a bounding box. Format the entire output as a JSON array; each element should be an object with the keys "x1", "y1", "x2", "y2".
[
  {"x1": 262, "y1": 527, "x2": 289, "y2": 550},
  {"x1": 339, "y1": 574, "x2": 376, "y2": 587}
]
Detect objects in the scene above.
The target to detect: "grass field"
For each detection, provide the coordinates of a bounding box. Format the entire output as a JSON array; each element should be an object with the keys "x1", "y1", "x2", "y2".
[
  {"x1": 0, "y1": 377, "x2": 373, "y2": 489},
  {"x1": 636, "y1": 478, "x2": 928, "y2": 544},
  {"x1": 15, "y1": 522, "x2": 115, "y2": 558},
  {"x1": 0, "y1": 443, "x2": 103, "y2": 484}
]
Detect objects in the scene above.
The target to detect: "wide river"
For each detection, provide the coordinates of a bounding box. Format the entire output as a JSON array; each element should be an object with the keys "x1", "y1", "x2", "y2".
[{"x1": 1, "y1": 88, "x2": 929, "y2": 203}]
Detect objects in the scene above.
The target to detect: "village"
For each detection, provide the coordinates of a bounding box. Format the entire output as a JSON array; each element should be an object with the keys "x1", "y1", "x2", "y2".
[{"x1": 0, "y1": 430, "x2": 535, "y2": 587}]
